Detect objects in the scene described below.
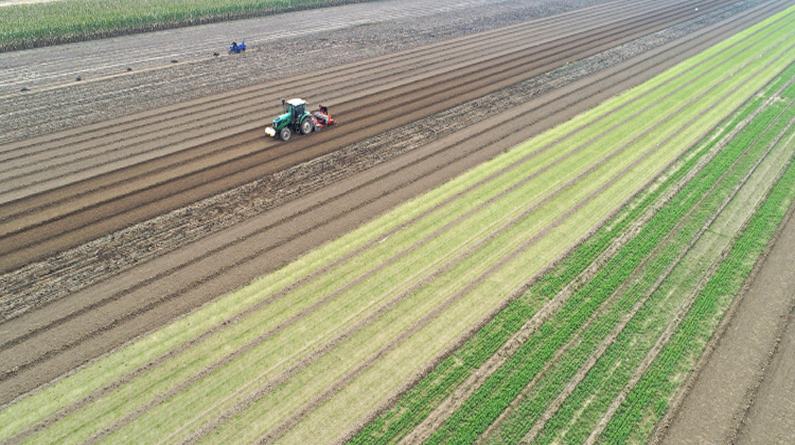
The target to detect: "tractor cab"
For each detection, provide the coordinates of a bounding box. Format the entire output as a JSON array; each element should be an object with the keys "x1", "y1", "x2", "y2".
[{"x1": 283, "y1": 98, "x2": 307, "y2": 120}]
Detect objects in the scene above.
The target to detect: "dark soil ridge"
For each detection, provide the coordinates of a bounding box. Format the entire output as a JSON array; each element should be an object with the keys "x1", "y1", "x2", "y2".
[{"x1": 0, "y1": 0, "x2": 766, "y2": 322}]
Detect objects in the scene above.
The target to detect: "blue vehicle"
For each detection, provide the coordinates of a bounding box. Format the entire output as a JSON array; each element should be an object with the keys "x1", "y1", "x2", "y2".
[{"x1": 229, "y1": 40, "x2": 246, "y2": 53}]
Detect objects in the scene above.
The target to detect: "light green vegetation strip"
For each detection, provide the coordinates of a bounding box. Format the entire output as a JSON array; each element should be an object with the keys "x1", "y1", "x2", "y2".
[
  {"x1": 2, "y1": 6, "x2": 795, "y2": 445},
  {"x1": 0, "y1": 0, "x2": 368, "y2": 51}
]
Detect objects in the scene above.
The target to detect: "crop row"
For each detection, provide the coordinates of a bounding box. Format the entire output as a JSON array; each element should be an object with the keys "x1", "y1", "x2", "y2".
[
  {"x1": 346, "y1": 27, "x2": 795, "y2": 445},
  {"x1": 597, "y1": 102, "x2": 795, "y2": 445}
]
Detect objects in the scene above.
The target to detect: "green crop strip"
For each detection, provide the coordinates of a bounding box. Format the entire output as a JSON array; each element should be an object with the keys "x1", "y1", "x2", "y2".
[
  {"x1": 0, "y1": 0, "x2": 366, "y2": 52},
  {"x1": 597, "y1": 100, "x2": 795, "y2": 445},
  {"x1": 422, "y1": 89, "x2": 792, "y2": 445},
  {"x1": 490, "y1": 78, "x2": 795, "y2": 445},
  {"x1": 345, "y1": 44, "x2": 795, "y2": 445}
]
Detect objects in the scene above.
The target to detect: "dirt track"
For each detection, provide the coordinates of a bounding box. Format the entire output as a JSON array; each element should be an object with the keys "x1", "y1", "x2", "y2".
[{"x1": 0, "y1": 0, "x2": 793, "y2": 437}]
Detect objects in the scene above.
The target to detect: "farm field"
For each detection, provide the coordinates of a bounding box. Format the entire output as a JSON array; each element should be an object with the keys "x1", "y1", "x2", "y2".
[{"x1": 2, "y1": 0, "x2": 795, "y2": 444}]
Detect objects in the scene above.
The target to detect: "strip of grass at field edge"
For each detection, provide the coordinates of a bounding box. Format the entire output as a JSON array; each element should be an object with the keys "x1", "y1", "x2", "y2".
[
  {"x1": 0, "y1": 0, "x2": 372, "y2": 52},
  {"x1": 345, "y1": 60, "x2": 795, "y2": 445}
]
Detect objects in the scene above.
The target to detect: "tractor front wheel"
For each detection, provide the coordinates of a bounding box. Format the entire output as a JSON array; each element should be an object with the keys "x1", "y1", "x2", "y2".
[
  {"x1": 280, "y1": 127, "x2": 292, "y2": 141},
  {"x1": 300, "y1": 117, "x2": 314, "y2": 135}
]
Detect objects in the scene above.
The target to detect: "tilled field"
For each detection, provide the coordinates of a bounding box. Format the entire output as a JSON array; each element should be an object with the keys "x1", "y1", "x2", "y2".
[
  {"x1": 1, "y1": 0, "x2": 756, "y2": 272},
  {"x1": 1, "y1": 0, "x2": 795, "y2": 443}
]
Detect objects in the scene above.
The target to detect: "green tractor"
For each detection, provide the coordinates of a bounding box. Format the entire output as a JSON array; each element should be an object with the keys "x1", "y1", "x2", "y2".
[{"x1": 265, "y1": 98, "x2": 335, "y2": 141}]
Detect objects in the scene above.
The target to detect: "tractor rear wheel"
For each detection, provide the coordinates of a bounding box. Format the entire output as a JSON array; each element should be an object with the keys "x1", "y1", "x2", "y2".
[
  {"x1": 280, "y1": 127, "x2": 292, "y2": 141},
  {"x1": 300, "y1": 117, "x2": 313, "y2": 135}
]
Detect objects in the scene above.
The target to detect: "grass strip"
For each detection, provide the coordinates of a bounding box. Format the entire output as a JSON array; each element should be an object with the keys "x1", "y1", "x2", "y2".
[{"x1": 596, "y1": 93, "x2": 795, "y2": 445}]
